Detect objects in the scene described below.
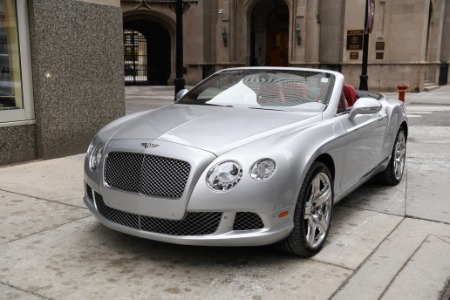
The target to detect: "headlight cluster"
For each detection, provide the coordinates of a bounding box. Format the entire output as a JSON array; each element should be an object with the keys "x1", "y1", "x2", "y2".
[
  {"x1": 250, "y1": 159, "x2": 277, "y2": 181},
  {"x1": 206, "y1": 158, "x2": 276, "y2": 192},
  {"x1": 87, "y1": 140, "x2": 103, "y2": 171},
  {"x1": 207, "y1": 161, "x2": 243, "y2": 192}
]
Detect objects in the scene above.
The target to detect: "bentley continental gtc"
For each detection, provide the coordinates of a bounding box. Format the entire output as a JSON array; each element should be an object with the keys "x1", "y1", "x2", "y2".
[{"x1": 84, "y1": 67, "x2": 407, "y2": 256}]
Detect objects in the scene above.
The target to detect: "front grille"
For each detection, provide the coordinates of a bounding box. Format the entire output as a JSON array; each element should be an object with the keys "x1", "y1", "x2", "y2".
[
  {"x1": 94, "y1": 193, "x2": 222, "y2": 236},
  {"x1": 233, "y1": 212, "x2": 264, "y2": 230},
  {"x1": 105, "y1": 152, "x2": 191, "y2": 199},
  {"x1": 95, "y1": 193, "x2": 139, "y2": 229},
  {"x1": 140, "y1": 213, "x2": 222, "y2": 235}
]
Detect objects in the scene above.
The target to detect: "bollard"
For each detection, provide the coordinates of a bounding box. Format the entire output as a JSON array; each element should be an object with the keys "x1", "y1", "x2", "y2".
[{"x1": 397, "y1": 84, "x2": 408, "y2": 102}]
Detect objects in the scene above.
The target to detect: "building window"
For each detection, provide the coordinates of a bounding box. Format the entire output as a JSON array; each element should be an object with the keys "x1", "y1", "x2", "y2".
[{"x1": 0, "y1": 0, "x2": 34, "y2": 124}]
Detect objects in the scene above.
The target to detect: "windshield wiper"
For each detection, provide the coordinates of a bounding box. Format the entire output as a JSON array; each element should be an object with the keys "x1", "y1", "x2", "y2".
[
  {"x1": 203, "y1": 103, "x2": 233, "y2": 107},
  {"x1": 248, "y1": 107, "x2": 284, "y2": 111}
]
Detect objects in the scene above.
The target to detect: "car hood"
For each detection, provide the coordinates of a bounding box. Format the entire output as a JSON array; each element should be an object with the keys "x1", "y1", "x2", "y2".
[{"x1": 109, "y1": 104, "x2": 322, "y2": 155}]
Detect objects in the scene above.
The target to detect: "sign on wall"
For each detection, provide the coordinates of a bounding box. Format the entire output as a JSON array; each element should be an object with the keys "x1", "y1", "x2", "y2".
[
  {"x1": 350, "y1": 52, "x2": 359, "y2": 60},
  {"x1": 376, "y1": 41, "x2": 385, "y2": 50},
  {"x1": 347, "y1": 30, "x2": 364, "y2": 50}
]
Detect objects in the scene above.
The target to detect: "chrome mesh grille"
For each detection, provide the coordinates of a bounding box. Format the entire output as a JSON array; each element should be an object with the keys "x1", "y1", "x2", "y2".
[
  {"x1": 105, "y1": 152, "x2": 142, "y2": 193},
  {"x1": 95, "y1": 193, "x2": 139, "y2": 229},
  {"x1": 140, "y1": 213, "x2": 222, "y2": 236},
  {"x1": 94, "y1": 192, "x2": 222, "y2": 236},
  {"x1": 105, "y1": 152, "x2": 191, "y2": 199},
  {"x1": 233, "y1": 212, "x2": 264, "y2": 230}
]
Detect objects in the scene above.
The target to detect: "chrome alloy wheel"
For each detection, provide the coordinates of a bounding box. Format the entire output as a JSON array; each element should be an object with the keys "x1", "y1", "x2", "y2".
[
  {"x1": 393, "y1": 130, "x2": 406, "y2": 181},
  {"x1": 278, "y1": 162, "x2": 333, "y2": 256},
  {"x1": 304, "y1": 172, "x2": 332, "y2": 248}
]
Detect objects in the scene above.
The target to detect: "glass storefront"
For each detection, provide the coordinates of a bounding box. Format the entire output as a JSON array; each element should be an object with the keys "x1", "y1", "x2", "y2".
[{"x1": 0, "y1": 0, "x2": 23, "y2": 111}]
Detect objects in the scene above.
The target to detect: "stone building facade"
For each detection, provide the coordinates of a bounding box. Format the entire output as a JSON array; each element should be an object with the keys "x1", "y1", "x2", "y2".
[
  {"x1": 121, "y1": 0, "x2": 450, "y2": 91},
  {"x1": 0, "y1": 0, "x2": 124, "y2": 166},
  {"x1": 1, "y1": 0, "x2": 449, "y2": 166}
]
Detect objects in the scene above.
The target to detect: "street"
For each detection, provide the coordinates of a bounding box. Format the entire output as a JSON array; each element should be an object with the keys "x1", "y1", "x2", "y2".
[{"x1": 1, "y1": 85, "x2": 449, "y2": 299}]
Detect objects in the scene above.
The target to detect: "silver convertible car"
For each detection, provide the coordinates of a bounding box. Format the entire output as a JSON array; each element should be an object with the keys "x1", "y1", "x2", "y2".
[{"x1": 84, "y1": 67, "x2": 407, "y2": 256}]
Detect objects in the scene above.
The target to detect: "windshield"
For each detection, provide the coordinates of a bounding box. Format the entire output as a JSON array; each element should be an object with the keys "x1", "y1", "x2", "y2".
[{"x1": 177, "y1": 69, "x2": 335, "y2": 111}]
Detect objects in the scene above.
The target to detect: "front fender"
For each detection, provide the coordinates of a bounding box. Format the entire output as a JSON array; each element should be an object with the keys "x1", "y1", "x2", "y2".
[
  {"x1": 382, "y1": 98, "x2": 408, "y2": 157},
  {"x1": 186, "y1": 116, "x2": 346, "y2": 214}
]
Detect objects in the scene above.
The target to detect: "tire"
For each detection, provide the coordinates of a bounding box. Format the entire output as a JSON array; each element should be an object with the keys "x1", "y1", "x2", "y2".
[
  {"x1": 377, "y1": 128, "x2": 406, "y2": 185},
  {"x1": 277, "y1": 162, "x2": 333, "y2": 257}
]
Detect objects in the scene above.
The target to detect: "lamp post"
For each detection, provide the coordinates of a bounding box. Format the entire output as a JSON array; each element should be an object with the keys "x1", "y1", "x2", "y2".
[
  {"x1": 359, "y1": 30, "x2": 369, "y2": 90},
  {"x1": 359, "y1": 0, "x2": 375, "y2": 91},
  {"x1": 170, "y1": 0, "x2": 198, "y2": 99},
  {"x1": 174, "y1": 0, "x2": 184, "y2": 99}
]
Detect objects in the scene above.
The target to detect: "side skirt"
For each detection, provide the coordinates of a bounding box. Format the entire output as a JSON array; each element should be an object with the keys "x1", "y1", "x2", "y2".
[{"x1": 334, "y1": 156, "x2": 390, "y2": 203}]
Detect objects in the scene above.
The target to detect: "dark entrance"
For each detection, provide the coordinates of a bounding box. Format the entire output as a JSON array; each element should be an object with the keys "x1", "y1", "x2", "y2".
[
  {"x1": 123, "y1": 20, "x2": 171, "y2": 85},
  {"x1": 439, "y1": 62, "x2": 448, "y2": 85},
  {"x1": 250, "y1": 0, "x2": 289, "y2": 66}
]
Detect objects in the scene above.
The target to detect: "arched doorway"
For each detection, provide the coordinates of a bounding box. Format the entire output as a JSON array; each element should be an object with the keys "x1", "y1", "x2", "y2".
[
  {"x1": 250, "y1": 0, "x2": 289, "y2": 66},
  {"x1": 123, "y1": 19, "x2": 171, "y2": 85}
]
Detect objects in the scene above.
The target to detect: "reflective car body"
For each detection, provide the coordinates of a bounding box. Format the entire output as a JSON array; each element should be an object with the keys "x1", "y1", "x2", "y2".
[{"x1": 84, "y1": 67, "x2": 407, "y2": 255}]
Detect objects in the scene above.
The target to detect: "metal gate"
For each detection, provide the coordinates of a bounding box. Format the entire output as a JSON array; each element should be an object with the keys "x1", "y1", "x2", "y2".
[{"x1": 124, "y1": 29, "x2": 149, "y2": 84}]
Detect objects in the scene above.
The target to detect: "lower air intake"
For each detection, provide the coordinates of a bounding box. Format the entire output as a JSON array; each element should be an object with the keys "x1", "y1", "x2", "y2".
[{"x1": 95, "y1": 193, "x2": 222, "y2": 236}]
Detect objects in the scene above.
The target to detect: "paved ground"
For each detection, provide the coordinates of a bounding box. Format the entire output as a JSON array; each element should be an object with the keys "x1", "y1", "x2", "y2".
[{"x1": 1, "y1": 85, "x2": 450, "y2": 299}]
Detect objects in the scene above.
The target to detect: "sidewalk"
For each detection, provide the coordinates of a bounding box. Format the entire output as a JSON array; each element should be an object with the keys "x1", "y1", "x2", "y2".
[{"x1": 0, "y1": 85, "x2": 449, "y2": 299}]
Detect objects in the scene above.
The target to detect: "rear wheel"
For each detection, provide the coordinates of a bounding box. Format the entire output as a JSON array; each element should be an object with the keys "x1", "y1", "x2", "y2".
[
  {"x1": 377, "y1": 128, "x2": 406, "y2": 185},
  {"x1": 278, "y1": 162, "x2": 333, "y2": 257}
]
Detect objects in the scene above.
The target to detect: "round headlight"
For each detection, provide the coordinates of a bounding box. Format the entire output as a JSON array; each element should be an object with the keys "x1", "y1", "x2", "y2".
[
  {"x1": 206, "y1": 161, "x2": 243, "y2": 192},
  {"x1": 250, "y1": 159, "x2": 276, "y2": 181},
  {"x1": 88, "y1": 144, "x2": 103, "y2": 171}
]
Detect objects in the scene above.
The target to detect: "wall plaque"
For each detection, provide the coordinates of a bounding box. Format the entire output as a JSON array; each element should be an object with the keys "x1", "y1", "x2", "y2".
[
  {"x1": 350, "y1": 52, "x2": 359, "y2": 60},
  {"x1": 347, "y1": 30, "x2": 364, "y2": 50},
  {"x1": 376, "y1": 42, "x2": 385, "y2": 50}
]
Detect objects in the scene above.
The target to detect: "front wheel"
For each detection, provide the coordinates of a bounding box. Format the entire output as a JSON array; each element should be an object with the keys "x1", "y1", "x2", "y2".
[
  {"x1": 277, "y1": 162, "x2": 333, "y2": 257},
  {"x1": 377, "y1": 128, "x2": 406, "y2": 185}
]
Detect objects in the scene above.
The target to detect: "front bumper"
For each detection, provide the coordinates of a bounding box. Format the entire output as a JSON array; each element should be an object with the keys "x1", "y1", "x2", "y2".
[{"x1": 84, "y1": 185, "x2": 293, "y2": 247}]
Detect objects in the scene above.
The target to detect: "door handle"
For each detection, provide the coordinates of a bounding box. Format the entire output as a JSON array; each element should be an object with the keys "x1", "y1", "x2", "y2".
[{"x1": 377, "y1": 113, "x2": 387, "y2": 121}]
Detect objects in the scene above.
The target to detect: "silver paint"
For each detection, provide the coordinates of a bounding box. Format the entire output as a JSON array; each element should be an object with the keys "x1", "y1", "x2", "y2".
[{"x1": 84, "y1": 67, "x2": 407, "y2": 247}]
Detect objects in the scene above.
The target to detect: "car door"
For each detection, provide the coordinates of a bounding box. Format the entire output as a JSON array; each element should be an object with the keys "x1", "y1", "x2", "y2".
[{"x1": 339, "y1": 100, "x2": 388, "y2": 192}]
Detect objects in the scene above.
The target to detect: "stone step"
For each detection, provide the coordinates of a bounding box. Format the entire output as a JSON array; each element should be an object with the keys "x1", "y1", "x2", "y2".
[{"x1": 423, "y1": 82, "x2": 440, "y2": 92}]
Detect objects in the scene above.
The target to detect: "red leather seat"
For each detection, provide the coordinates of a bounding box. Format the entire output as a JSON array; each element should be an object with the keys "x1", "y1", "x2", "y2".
[
  {"x1": 343, "y1": 84, "x2": 357, "y2": 106},
  {"x1": 257, "y1": 83, "x2": 283, "y2": 105},
  {"x1": 282, "y1": 82, "x2": 309, "y2": 105},
  {"x1": 338, "y1": 95, "x2": 348, "y2": 111}
]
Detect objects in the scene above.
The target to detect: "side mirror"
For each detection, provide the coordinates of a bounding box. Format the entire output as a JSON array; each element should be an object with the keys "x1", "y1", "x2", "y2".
[
  {"x1": 175, "y1": 89, "x2": 189, "y2": 101},
  {"x1": 348, "y1": 97, "x2": 382, "y2": 120}
]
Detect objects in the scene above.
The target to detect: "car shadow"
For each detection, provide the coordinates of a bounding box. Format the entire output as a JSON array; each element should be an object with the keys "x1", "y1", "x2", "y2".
[
  {"x1": 336, "y1": 177, "x2": 407, "y2": 216},
  {"x1": 89, "y1": 221, "x2": 306, "y2": 268}
]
